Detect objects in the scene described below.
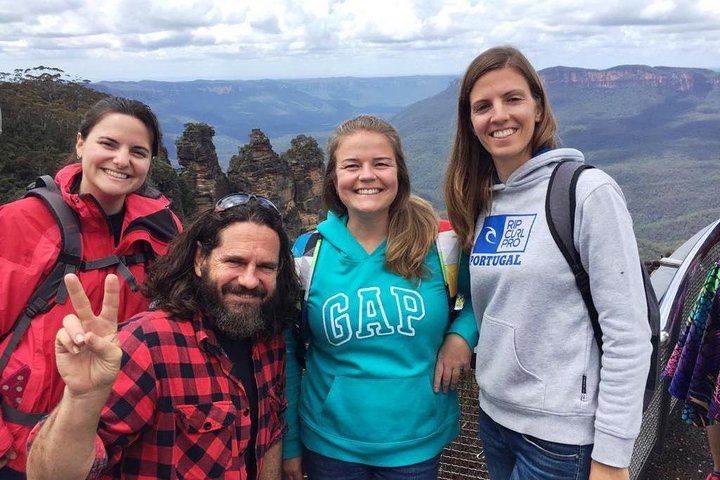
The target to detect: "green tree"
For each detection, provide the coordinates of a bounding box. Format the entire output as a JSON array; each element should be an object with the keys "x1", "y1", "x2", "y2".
[
  {"x1": 0, "y1": 67, "x2": 193, "y2": 221},
  {"x1": 0, "y1": 67, "x2": 106, "y2": 203},
  {"x1": 147, "y1": 151, "x2": 196, "y2": 220}
]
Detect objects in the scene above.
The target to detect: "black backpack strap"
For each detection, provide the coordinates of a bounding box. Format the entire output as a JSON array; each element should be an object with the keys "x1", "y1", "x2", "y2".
[
  {"x1": 293, "y1": 231, "x2": 322, "y2": 368},
  {"x1": 299, "y1": 230, "x2": 321, "y2": 337},
  {"x1": 33, "y1": 175, "x2": 59, "y2": 193},
  {"x1": 1, "y1": 401, "x2": 44, "y2": 426},
  {"x1": 80, "y1": 251, "x2": 152, "y2": 292},
  {"x1": 0, "y1": 177, "x2": 82, "y2": 425},
  {"x1": 304, "y1": 231, "x2": 320, "y2": 255},
  {"x1": 545, "y1": 161, "x2": 602, "y2": 348},
  {"x1": 642, "y1": 267, "x2": 660, "y2": 393},
  {"x1": 547, "y1": 162, "x2": 660, "y2": 409},
  {"x1": 24, "y1": 177, "x2": 83, "y2": 304}
]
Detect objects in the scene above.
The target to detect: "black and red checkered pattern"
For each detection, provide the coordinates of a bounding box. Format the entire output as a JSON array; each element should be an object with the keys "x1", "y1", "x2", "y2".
[{"x1": 78, "y1": 310, "x2": 285, "y2": 479}]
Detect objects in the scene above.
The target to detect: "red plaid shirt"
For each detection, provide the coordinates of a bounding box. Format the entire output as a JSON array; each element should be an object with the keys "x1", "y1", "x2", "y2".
[{"x1": 71, "y1": 310, "x2": 285, "y2": 479}]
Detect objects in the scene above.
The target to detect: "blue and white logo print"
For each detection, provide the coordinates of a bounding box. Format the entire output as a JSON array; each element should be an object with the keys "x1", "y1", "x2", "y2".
[{"x1": 471, "y1": 214, "x2": 536, "y2": 266}]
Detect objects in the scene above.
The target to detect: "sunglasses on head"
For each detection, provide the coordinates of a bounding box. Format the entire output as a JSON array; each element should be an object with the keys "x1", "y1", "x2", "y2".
[{"x1": 214, "y1": 193, "x2": 281, "y2": 216}]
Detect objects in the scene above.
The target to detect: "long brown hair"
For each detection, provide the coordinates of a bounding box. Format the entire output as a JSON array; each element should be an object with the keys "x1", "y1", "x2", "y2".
[
  {"x1": 142, "y1": 202, "x2": 300, "y2": 335},
  {"x1": 324, "y1": 115, "x2": 437, "y2": 280},
  {"x1": 444, "y1": 46, "x2": 558, "y2": 250}
]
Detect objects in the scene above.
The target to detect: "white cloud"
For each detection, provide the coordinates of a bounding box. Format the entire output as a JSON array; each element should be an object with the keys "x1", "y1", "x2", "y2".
[
  {"x1": 0, "y1": 0, "x2": 717, "y2": 81},
  {"x1": 333, "y1": 0, "x2": 424, "y2": 42},
  {"x1": 698, "y1": 0, "x2": 720, "y2": 14},
  {"x1": 643, "y1": 0, "x2": 674, "y2": 15}
]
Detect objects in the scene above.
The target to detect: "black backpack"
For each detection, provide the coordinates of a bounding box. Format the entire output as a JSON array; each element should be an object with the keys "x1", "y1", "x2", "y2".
[
  {"x1": 545, "y1": 160, "x2": 660, "y2": 411},
  {"x1": 0, "y1": 175, "x2": 153, "y2": 426}
]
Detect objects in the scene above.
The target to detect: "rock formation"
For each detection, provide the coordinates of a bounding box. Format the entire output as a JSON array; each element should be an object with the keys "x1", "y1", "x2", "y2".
[
  {"x1": 282, "y1": 135, "x2": 326, "y2": 234},
  {"x1": 173, "y1": 123, "x2": 325, "y2": 238},
  {"x1": 176, "y1": 123, "x2": 230, "y2": 212},
  {"x1": 227, "y1": 129, "x2": 326, "y2": 239}
]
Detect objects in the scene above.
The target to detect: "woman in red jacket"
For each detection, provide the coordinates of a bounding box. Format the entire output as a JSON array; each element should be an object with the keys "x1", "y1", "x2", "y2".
[{"x1": 0, "y1": 97, "x2": 182, "y2": 479}]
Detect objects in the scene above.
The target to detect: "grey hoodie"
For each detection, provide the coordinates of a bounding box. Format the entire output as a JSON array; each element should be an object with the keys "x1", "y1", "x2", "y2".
[{"x1": 470, "y1": 148, "x2": 652, "y2": 468}]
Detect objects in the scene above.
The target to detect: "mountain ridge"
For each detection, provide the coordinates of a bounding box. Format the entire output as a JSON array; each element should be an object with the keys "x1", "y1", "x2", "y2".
[
  {"x1": 389, "y1": 65, "x2": 720, "y2": 259},
  {"x1": 83, "y1": 65, "x2": 720, "y2": 258},
  {"x1": 2, "y1": 65, "x2": 718, "y2": 259}
]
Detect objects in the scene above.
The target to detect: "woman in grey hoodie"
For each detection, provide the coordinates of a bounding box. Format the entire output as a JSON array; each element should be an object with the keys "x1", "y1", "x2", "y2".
[{"x1": 443, "y1": 46, "x2": 652, "y2": 480}]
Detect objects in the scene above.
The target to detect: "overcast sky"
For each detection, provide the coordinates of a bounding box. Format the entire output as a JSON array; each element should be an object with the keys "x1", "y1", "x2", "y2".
[{"x1": 1, "y1": 0, "x2": 718, "y2": 82}]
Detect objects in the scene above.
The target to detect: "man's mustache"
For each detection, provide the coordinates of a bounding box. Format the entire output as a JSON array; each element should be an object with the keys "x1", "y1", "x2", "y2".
[{"x1": 221, "y1": 283, "x2": 267, "y2": 298}]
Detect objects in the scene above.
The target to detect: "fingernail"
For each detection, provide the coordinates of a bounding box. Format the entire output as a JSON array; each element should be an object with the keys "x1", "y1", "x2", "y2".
[
  {"x1": 75, "y1": 333, "x2": 84, "y2": 344},
  {"x1": 72, "y1": 346, "x2": 80, "y2": 354}
]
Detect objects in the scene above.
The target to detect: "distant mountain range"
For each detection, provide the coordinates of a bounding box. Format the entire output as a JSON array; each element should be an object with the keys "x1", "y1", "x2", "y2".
[
  {"x1": 92, "y1": 66, "x2": 720, "y2": 259},
  {"x1": 92, "y1": 76, "x2": 457, "y2": 164},
  {"x1": 392, "y1": 65, "x2": 720, "y2": 258}
]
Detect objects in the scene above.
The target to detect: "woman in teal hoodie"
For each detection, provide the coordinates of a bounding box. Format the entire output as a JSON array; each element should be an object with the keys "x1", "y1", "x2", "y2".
[{"x1": 282, "y1": 115, "x2": 478, "y2": 480}]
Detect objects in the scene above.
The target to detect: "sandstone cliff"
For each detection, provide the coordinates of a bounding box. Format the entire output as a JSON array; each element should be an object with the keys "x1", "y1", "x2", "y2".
[
  {"x1": 282, "y1": 134, "x2": 325, "y2": 235},
  {"x1": 541, "y1": 65, "x2": 719, "y2": 93},
  {"x1": 176, "y1": 123, "x2": 230, "y2": 212},
  {"x1": 178, "y1": 124, "x2": 325, "y2": 239}
]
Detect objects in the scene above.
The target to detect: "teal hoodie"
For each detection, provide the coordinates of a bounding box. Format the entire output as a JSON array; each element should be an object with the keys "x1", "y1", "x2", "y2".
[{"x1": 283, "y1": 212, "x2": 477, "y2": 466}]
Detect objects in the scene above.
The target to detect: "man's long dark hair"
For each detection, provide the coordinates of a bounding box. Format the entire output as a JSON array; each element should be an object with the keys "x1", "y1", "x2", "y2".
[{"x1": 142, "y1": 202, "x2": 300, "y2": 335}]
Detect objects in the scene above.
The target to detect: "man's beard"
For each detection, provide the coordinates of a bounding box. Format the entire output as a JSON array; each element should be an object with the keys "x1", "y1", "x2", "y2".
[{"x1": 198, "y1": 268, "x2": 275, "y2": 339}]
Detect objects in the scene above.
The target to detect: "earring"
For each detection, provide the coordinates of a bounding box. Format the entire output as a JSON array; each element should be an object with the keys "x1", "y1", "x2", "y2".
[{"x1": 77, "y1": 154, "x2": 81, "y2": 161}]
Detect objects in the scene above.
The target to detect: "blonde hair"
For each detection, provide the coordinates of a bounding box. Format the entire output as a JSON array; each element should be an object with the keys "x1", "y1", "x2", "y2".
[
  {"x1": 444, "y1": 46, "x2": 558, "y2": 250},
  {"x1": 325, "y1": 115, "x2": 437, "y2": 280}
]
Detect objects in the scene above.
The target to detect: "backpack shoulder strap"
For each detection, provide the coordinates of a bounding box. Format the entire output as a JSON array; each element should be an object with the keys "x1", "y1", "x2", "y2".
[
  {"x1": 545, "y1": 161, "x2": 602, "y2": 348},
  {"x1": 0, "y1": 177, "x2": 82, "y2": 425},
  {"x1": 23, "y1": 176, "x2": 83, "y2": 305},
  {"x1": 294, "y1": 230, "x2": 322, "y2": 301},
  {"x1": 547, "y1": 163, "x2": 660, "y2": 408},
  {"x1": 33, "y1": 175, "x2": 150, "y2": 291},
  {"x1": 292, "y1": 230, "x2": 322, "y2": 368},
  {"x1": 81, "y1": 251, "x2": 151, "y2": 292},
  {"x1": 0, "y1": 177, "x2": 80, "y2": 326}
]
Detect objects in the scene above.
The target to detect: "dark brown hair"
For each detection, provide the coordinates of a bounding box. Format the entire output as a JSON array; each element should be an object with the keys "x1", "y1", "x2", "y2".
[
  {"x1": 75, "y1": 96, "x2": 162, "y2": 158},
  {"x1": 142, "y1": 202, "x2": 300, "y2": 334}
]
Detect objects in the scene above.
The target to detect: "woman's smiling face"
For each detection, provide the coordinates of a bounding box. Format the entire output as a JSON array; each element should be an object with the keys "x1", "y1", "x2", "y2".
[
  {"x1": 469, "y1": 67, "x2": 542, "y2": 180},
  {"x1": 333, "y1": 129, "x2": 399, "y2": 222},
  {"x1": 77, "y1": 112, "x2": 152, "y2": 214}
]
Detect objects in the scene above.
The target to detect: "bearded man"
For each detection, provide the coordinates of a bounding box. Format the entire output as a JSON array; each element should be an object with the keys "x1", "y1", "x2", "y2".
[{"x1": 26, "y1": 194, "x2": 300, "y2": 480}]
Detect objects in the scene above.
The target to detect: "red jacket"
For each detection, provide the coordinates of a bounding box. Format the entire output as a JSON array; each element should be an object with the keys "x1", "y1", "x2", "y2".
[{"x1": 0, "y1": 163, "x2": 182, "y2": 472}]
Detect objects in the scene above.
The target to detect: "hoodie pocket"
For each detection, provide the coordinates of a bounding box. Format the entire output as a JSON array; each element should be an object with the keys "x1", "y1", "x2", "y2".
[
  {"x1": 319, "y1": 375, "x2": 441, "y2": 444},
  {"x1": 476, "y1": 315, "x2": 546, "y2": 408}
]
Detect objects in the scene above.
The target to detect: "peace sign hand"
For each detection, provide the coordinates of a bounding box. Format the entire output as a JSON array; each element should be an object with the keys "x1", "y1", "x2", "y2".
[{"x1": 54, "y1": 273, "x2": 122, "y2": 399}]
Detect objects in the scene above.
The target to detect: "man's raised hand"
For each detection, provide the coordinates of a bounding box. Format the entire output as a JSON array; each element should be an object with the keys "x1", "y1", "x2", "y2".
[{"x1": 54, "y1": 273, "x2": 122, "y2": 398}]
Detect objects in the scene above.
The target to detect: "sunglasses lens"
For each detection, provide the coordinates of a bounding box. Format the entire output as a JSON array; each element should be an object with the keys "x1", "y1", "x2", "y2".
[
  {"x1": 214, "y1": 193, "x2": 280, "y2": 216},
  {"x1": 257, "y1": 198, "x2": 278, "y2": 211},
  {"x1": 215, "y1": 193, "x2": 250, "y2": 211}
]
